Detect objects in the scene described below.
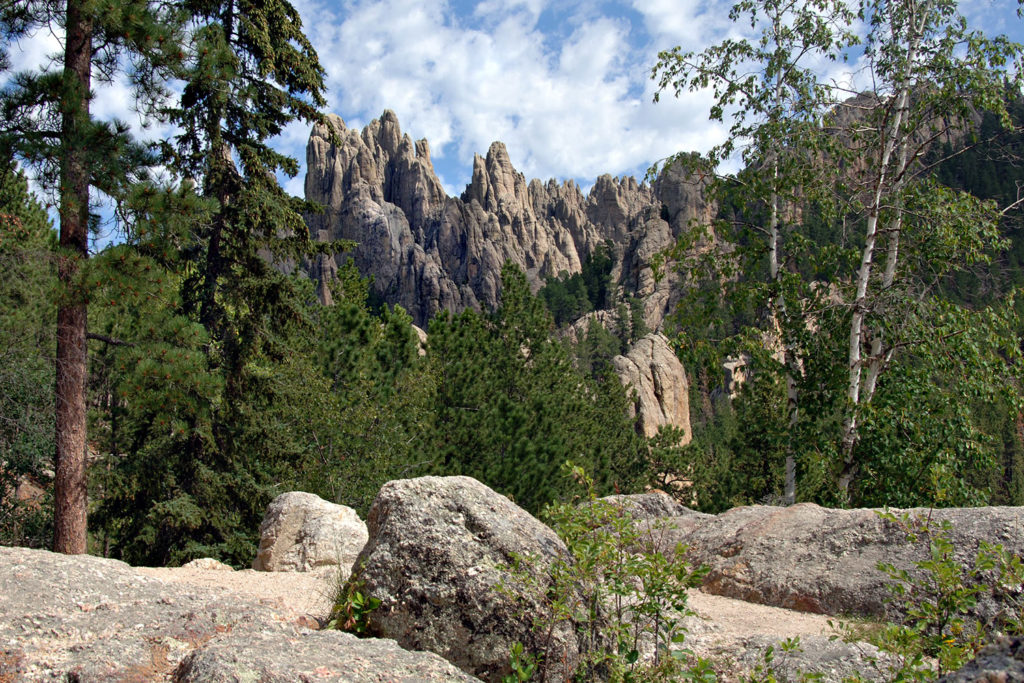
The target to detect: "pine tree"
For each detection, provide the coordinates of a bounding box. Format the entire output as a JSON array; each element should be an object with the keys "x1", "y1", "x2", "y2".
[
  {"x1": 425, "y1": 264, "x2": 648, "y2": 513},
  {"x1": 0, "y1": 0, "x2": 184, "y2": 552},
  {"x1": 93, "y1": 0, "x2": 340, "y2": 565},
  {"x1": 0, "y1": 161, "x2": 56, "y2": 546}
]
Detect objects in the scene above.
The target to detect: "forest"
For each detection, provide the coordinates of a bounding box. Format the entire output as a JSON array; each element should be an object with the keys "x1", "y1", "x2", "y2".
[{"x1": 1, "y1": 0, "x2": 1024, "y2": 571}]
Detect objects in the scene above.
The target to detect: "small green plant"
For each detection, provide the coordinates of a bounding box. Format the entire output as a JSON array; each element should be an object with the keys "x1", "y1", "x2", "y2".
[
  {"x1": 742, "y1": 638, "x2": 823, "y2": 683},
  {"x1": 502, "y1": 642, "x2": 540, "y2": 683},
  {"x1": 327, "y1": 579, "x2": 381, "y2": 637},
  {"x1": 500, "y1": 462, "x2": 708, "y2": 682},
  {"x1": 677, "y1": 655, "x2": 719, "y2": 683},
  {"x1": 831, "y1": 511, "x2": 1024, "y2": 682}
]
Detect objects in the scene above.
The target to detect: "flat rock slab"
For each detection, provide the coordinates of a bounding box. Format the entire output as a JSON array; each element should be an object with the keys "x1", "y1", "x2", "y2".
[
  {"x1": 660, "y1": 503, "x2": 1024, "y2": 619},
  {"x1": 0, "y1": 546, "x2": 476, "y2": 682},
  {"x1": 175, "y1": 630, "x2": 478, "y2": 682}
]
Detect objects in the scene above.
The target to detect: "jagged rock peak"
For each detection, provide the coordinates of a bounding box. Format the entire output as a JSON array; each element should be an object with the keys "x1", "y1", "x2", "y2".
[{"x1": 304, "y1": 109, "x2": 714, "y2": 328}]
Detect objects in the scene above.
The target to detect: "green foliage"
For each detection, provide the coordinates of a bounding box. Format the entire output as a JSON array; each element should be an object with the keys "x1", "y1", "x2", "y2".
[
  {"x1": 829, "y1": 512, "x2": 1024, "y2": 682},
  {"x1": 0, "y1": 0, "x2": 185, "y2": 208},
  {"x1": 423, "y1": 264, "x2": 648, "y2": 514},
  {"x1": 502, "y1": 642, "x2": 539, "y2": 683},
  {"x1": 501, "y1": 463, "x2": 707, "y2": 682},
  {"x1": 742, "y1": 638, "x2": 822, "y2": 683},
  {"x1": 0, "y1": 163, "x2": 55, "y2": 547},
  {"x1": 539, "y1": 241, "x2": 616, "y2": 327},
  {"x1": 90, "y1": 0, "x2": 342, "y2": 566},
  {"x1": 328, "y1": 579, "x2": 382, "y2": 636},
  {"x1": 298, "y1": 263, "x2": 434, "y2": 516},
  {"x1": 651, "y1": 0, "x2": 1024, "y2": 506}
]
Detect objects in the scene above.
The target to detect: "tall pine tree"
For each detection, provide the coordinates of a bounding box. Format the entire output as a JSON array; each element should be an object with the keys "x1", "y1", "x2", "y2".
[
  {"x1": 94, "y1": 0, "x2": 339, "y2": 565},
  {"x1": 0, "y1": 0, "x2": 183, "y2": 552}
]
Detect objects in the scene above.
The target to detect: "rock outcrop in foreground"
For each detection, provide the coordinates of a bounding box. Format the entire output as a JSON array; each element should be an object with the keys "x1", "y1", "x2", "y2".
[
  {"x1": 4, "y1": 483, "x2": 1021, "y2": 682},
  {"x1": 304, "y1": 111, "x2": 714, "y2": 329},
  {"x1": 0, "y1": 546, "x2": 475, "y2": 682},
  {"x1": 643, "y1": 501, "x2": 1024, "y2": 620},
  {"x1": 349, "y1": 476, "x2": 580, "y2": 683}
]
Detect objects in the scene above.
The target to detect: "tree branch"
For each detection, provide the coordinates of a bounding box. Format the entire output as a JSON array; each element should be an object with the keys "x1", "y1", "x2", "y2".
[{"x1": 86, "y1": 332, "x2": 135, "y2": 347}]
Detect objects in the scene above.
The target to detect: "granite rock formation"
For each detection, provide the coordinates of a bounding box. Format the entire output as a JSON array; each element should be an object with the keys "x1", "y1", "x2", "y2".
[
  {"x1": 613, "y1": 333, "x2": 692, "y2": 444},
  {"x1": 349, "y1": 475, "x2": 581, "y2": 683},
  {"x1": 0, "y1": 546, "x2": 476, "y2": 682},
  {"x1": 252, "y1": 491, "x2": 368, "y2": 577},
  {"x1": 645, "y1": 502, "x2": 1024, "y2": 621},
  {"x1": 304, "y1": 111, "x2": 713, "y2": 330}
]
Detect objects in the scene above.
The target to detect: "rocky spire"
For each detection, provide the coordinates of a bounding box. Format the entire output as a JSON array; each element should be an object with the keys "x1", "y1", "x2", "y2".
[{"x1": 303, "y1": 110, "x2": 713, "y2": 328}]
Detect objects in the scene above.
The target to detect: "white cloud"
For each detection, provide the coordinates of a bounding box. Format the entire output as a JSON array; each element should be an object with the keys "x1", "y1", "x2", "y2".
[{"x1": 288, "y1": 0, "x2": 734, "y2": 195}]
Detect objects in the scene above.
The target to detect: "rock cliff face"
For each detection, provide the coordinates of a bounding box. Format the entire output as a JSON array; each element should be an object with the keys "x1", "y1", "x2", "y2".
[
  {"x1": 304, "y1": 111, "x2": 713, "y2": 329},
  {"x1": 613, "y1": 333, "x2": 692, "y2": 445}
]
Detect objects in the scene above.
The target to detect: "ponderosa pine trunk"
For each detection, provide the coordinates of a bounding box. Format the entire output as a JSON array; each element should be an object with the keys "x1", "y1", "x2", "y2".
[{"x1": 53, "y1": 0, "x2": 92, "y2": 554}]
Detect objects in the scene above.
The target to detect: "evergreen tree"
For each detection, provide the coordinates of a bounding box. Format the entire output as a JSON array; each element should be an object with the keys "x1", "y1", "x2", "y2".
[
  {"x1": 0, "y1": 0, "x2": 183, "y2": 552},
  {"x1": 424, "y1": 264, "x2": 648, "y2": 514},
  {"x1": 298, "y1": 262, "x2": 433, "y2": 515},
  {"x1": 0, "y1": 162, "x2": 56, "y2": 546},
  {"x1": 94, "y1": 0, "x2": 340, "y2": 565}
]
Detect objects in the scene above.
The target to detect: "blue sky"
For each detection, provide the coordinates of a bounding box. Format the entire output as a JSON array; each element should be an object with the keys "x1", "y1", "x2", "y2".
[
  {"x1": 6, "y1": 0, "x2": 1024, "y2": 237},
  {"x1": 280, "y1": 0, "x2": 1024, "y2": 198}
]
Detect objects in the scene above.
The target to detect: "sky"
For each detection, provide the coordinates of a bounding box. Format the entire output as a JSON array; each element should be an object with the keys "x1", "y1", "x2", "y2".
[{"x1": 6, "y1": 0, "x2": 1024, "y2": 228}]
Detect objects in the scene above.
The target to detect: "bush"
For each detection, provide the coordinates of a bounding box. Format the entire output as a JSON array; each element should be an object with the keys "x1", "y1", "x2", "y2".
[
  {"x1": 833, "y1": 511, "x2": 1024, "y2": 682},
  {"x1": 501, "y1": 463, "x2": 708, "y2": 682}
]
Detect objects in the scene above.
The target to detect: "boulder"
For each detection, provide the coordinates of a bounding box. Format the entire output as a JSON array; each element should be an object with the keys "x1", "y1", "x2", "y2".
[
  {"x1": 253, "y1": 491, "x2": 368, "y2": 577},
  {"x1": 349, "y1": 475, "x2": 580, "y2": 682},
  {"x1": 938, "y1": 637, "x2": 1024, "y2": 683},
  {"x1": 657, "y1": 503, "x2": 1024, "y2": 620},
  {"x1": 175, "y1": 630, "x2": 479, "y2": 682},
  {"x1": 0, "y1": 546, "x2": 472, "y2": 682},
  {"x1": 598, "y1": 490, "x2": 701, "y2": 521},
  {"x1": 612, "y1": 333, "x2": 691, "y2": 445}
]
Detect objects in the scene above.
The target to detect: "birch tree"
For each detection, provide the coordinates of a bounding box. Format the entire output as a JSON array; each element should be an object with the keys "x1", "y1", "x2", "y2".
[
  {"x1": 834, "y1": 0, "x2": 1023, "y2": 496},
  {"x1": 653, "y1": 0, "x2": 856, "y2": 503},
  {"x1": 654, "y1": 0, "x2": 1023, "y2": 504}
]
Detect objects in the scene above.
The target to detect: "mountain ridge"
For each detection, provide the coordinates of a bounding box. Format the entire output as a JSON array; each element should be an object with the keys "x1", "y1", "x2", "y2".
[{"x1": 303, "y1": 109, "x2": 714, "y2": 328}]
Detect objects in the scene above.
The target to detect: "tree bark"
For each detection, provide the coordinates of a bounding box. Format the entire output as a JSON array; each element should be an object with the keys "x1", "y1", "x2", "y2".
[{"x1": 54, "y1": 0, "x2": 92, "y2": 554}]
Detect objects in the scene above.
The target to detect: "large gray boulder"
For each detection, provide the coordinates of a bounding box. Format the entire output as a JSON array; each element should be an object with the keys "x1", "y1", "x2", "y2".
[
  {"x1": 253, "y1": 491, "x2": 368, "y2": 577},
  {"x1": 0, "y1": 546, "x2": 473, "y2": 682},
  {"x1": 654, "y1": 503, "x2": 1024, "y2": 620},
  {"x1": 349, "y1": 475, "x2": 580, "y2": 682}
]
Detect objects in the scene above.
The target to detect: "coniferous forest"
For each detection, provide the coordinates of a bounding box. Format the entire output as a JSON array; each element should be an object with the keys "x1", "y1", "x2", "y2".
[{"x1": 2, "y1": 0, "x2": 1024, "y2": 572}]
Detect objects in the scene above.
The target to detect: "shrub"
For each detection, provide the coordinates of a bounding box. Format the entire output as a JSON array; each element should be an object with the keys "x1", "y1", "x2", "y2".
[{"x1": 501, "y1": 462, "x2": 708, "y2": 682}]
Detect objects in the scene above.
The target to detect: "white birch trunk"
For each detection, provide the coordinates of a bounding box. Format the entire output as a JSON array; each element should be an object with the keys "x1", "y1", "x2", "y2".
[{"x1": 838, "y1": 0, "x2": 929, "y2": 496}]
